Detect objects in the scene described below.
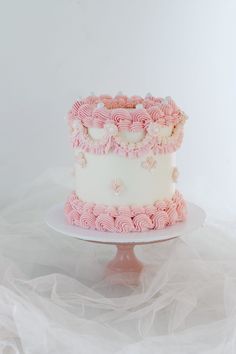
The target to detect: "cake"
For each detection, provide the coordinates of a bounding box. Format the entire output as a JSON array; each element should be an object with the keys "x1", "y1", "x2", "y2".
[{"x1": 64, "y1": 94, "x2": 187, "y2": 233}]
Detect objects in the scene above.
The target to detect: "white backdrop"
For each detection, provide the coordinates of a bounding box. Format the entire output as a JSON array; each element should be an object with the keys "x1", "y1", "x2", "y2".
[
  {"x1": 1, "y1": 0, "x2": 236, "y2": 216},
  {"x1": 1, "y1": 2, "x2": 236, "y2": 353}
]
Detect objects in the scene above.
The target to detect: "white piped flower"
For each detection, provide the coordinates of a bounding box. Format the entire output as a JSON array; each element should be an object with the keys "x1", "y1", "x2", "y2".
[
  {"x1": 75, "y1": 152, "x2": 87, "y2": 168},
  {"x1": 96, "y1": 102, "x2": 105, "y2": 108},
  {"x1": 147, "y1": 122, "x2": 160, "y2": 137},
  {"x1": 72, "y1": 120, "x2": 82, "y2": 130},
  {"x1": 104, "y1": 123, "x2": 118, "y2": 137},
  {"x1": 136, "y1": 103, "x2": 144, "y2": 109}
]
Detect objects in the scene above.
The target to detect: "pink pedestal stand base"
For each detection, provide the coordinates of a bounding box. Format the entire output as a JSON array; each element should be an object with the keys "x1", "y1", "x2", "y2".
[
  {"x1": 106, "y1": 244, "x2": 143, "y2": 285},
  {"x1": 46, "y1": 203, "x2": 206, "y2": 286}
]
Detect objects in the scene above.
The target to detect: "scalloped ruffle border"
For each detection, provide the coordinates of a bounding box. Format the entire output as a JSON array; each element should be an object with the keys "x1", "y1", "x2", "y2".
[
  {"x1": 64, "y1": 191, "x2": 187, "y2": 233},
  {"x1": 71, "y1": 119, "x2": 184, "y2": 158}
]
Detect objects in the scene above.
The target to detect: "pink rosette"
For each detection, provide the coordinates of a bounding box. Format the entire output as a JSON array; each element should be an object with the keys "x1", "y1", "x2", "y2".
[
  {"x1": 117, "y1": 206, "x2": 132, "y2": 218},
  {"x1": 131, "y1": 205, "x2": 145, "y2": 217},
  {"x1": 130, "y1": 96, "x2": 143, "y2": 105},
  {"x1": 116, "y1": 97, "x2": 127, "y2": 108},
  {"x1": 165, "y1": 201, "x2": 178, "y2": 225},
  {"x1": 71, "y1": 100, "x2": 84, "y2": 116},
  {"x1": 82, "y1": 202, "x2": 95, "y2": 213},
  {"x1": 64, "y1": 202, "x2": 72, "y2": 215},
  {"x1": 84, "y1": 96, "x2": 98, "y2": 104},
  {"x1": 66, "y1": 210, "x2": 80, "y2": 225},
  {"x1": 160, "y1": 100, "x2": 174, "y2": 116},
  {"x1": 173, "y1": 191, "x2": 187, "y2": 220},
  {"x1": 78, "y1": 104, "x2": 94, "y2": 120},
  {"x1": 95, "y1": 214, "x2": 115, "y2": 232},
  {"x1": 151, "y1": 210, "x2": 168, "y2": 229},
  {"x1": 155, "y1": 200, "x2": 167, "y2": 211},
  {"x1": 92, "y1": 107, "x2": 111, "y2": 127},
  {"x1": 68, "y1": 191, "x2": 77, "y2": 202},
  {"x1": 147, "y1": 106, "x2": 164, "y2": 121},
  {"x1": 106, "y1": 206, "x2": 119, "y2": 218},
  {"x1": 109, "y1": 100, "x2": 120, "y2": 109},
  {"x1": 93, "y1": 204, "x2": 106, "y2": 216},
  {"x1": 130, "y1": 108, "x2": 150, "y2": 123},
  {"x1": 70, "y1": 198, "x2": 84, "y2": 214},
  {"x1": 133, "y1": 214, "x2": 153, "y2": 231},
  {"x1": 143, "y1": 99, "x2": 155, "y2": 109},
  {"x1": 115, "y1": 215, "x2": 134, "y2": 233},
  {"x1": 145, "y1": 205, "x2": 157, "y2": 216},
  {"x1": 111, "y1": 108, "x2": 131, "y2": 124},
  {"x1": 79, "y1": 211, "x2": 96, "y2": 229}
]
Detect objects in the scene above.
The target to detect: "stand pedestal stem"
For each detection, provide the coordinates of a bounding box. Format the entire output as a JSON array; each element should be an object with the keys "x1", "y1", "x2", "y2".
[{"x1": 106, "y1": 244, "x2": 143, "y2": 285}]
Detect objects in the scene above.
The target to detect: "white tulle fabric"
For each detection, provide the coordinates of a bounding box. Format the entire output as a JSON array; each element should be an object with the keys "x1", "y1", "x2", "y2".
[{"x1": 1, "y1": 169, "x2": 236, "y2": 354}]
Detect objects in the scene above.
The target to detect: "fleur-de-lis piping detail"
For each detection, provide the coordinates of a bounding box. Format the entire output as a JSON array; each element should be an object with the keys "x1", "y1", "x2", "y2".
[
  {"x1": 141, "y1": 156, "x2": 157, "y2": 171},
  {"x1": 111, "y1": 178, "x2": 124, "y2": 196},
  {"x1": 75, "y1": 151, "x2": 87, "y2": 168},
  {"x1": 172, "y1": 167, "x2": 179, "y2": 182}
]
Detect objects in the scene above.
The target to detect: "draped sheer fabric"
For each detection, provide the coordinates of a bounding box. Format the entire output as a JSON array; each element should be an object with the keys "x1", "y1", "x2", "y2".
[{"x1": 0, "y1": 169, "x2": 236, "y2": 354}]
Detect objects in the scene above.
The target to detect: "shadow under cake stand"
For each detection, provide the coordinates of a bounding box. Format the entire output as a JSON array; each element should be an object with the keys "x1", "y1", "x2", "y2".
[{"x1": 46, "y1": 202, "x2": 205, "y2": 285}]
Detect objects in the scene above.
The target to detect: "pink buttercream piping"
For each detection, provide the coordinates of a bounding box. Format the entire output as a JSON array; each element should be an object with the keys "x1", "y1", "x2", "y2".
[
  {"x1": 64, "y1": 191, "x2": 187, "y2": 233},
  {"x1": 68, "y1": 95, "x2": 187, "y2": 157},
  {"x1": 68, "y1": 95, "x2": 185, "y2": 129}
]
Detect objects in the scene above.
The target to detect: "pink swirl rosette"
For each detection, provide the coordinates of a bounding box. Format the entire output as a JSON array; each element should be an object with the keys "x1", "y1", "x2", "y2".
[
  {"x1": 111, "y1": 108, "x2": 131, "y2": 124},
  {"x1": 151, "y1": 210, "x2": 168, "y2": 229},
  {"x1": 106, "y1": 206, "x2": 119, "y2": 218},
  {"x1": 66, "y1": 210, "x2": 81, "y2": 225},
  {"x1": 133, "y1": 214, "x2": 153, "y2": 231},
  {"x1": 79, "y1": 211, "x2": 96, "y2": 229},
  {"x1": 92, "y1": 107, "x2": 111, "y2": 127},
  {"x1": 82, "y1": 202, "x2": 95, "y2": 214},
  {"x1": 147, "y1": 106, "x2": 164, "y2": 122},
  {"x1": 165, "y1": 201, "x2": 178, "y2": 225},
  {"x1": 95, "y1": 214, "x2": 115, "y2": 232},
  {"x1": 117, "y1": 206, "x2": 132, "y2": 218},
  {"x1": 115, "y1": 215, "x2": 134, "y2": 233},
  {"x1": 93, "y1": 204, "x2": 106, "y2": 217},
  {"x1": 78, "y1": 104, "x2": 94, "y2": 120},
  {"x1": 131, "y1": 205, "x2": 146, "y2": 217},
  {"x1": 64, "y1": 201, "x2": 73, "y2": 215},
  {"x1": 172, "y1": 191, "x2": 187, "y2": 220},
  {"x1": 130, "y1": 109, "x2": 151, "y2": 129},
  {"x1": 155, "y1": 200, "x2": 167, "y2": 211},
  {"x1": 70, "y1": 198, "x2": 84, "y2": 214},
  {"x1": 130, "y1": 95, "x2": 143, "y2": 106},
  {"x1": 84, "y1": 96, "x2": 98, "y2": 104},
  {"x1": 145, "y1": 205, "x2": 157, "y2": 216},
  {"x1": 71, "y1": 101, "x2": 80, "y2": 116}
]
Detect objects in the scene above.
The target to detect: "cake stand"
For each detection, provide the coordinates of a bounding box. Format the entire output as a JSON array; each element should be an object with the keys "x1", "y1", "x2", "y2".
[{"x1": 46, "y1": 202, "x2": 205, "y2": 285}]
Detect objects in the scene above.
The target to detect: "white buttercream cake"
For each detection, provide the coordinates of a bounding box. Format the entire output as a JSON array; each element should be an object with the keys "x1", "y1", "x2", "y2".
[{"x1": 65, "y1": 94, "x2": 187, "y2": 233}]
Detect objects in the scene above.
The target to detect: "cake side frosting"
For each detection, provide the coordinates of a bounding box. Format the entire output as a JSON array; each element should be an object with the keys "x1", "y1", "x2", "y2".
[{"x1": 65, "y1": 94, "x2": 187, "y2": 233}]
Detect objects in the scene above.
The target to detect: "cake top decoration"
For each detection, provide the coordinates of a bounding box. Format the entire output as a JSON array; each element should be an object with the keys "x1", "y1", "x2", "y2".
[
  {"x1": 67, "y1": 94, "x2": 187, "y2": 158},
  {"x1": 68, "y1": 94, "x2": 187, "y2": 131}
]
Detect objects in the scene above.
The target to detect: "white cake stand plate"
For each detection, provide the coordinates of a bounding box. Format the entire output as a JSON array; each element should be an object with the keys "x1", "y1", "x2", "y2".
[{"x1": 46, "y1": 202, "x2": 205, "y2": 285}]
